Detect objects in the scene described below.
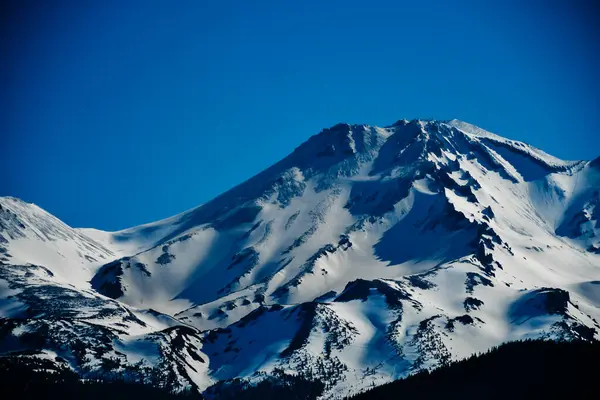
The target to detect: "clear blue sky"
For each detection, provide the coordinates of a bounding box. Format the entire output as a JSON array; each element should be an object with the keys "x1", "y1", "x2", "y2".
[{"x1": 2, "y1": 0, "x2": 599, "y2": 230}]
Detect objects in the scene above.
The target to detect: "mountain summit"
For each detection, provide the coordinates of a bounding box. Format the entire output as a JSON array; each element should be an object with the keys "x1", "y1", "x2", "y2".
[{"x1": 1, "y1": 119, "x2": 599, "y2": 398}]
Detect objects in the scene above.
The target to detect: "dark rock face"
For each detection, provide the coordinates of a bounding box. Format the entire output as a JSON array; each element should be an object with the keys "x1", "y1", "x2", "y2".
[
  {"x1": 335, "y1": 279, "x2": 412, "y2": 309},
  {"x1": 539, "y1": 289, "x2": 570, "y2": 314},
  {"x1": 446, "y1": 314, "x2": 475, "y2": 332},
  {"x1": 464, "y1": 297, "x2": 484, "y2": 312},
  {"x1": 465, "y1": 272, "x2": 493, "y2": 294},
  {"x1": 91, "y1": 258, "x2": 153, "y2": 298},
  {"x1": 91, "y1": 260, "x2": 126, "y2": 299},
  {"x1": 156, "y1": 251, "x2": 175, "y2": 265},
  {"x1": 510, "y1": 288, "x2": 570, "y2": 323},
  {"x1": 405, "y1": 275, "x2": 436, "y2": 290}
]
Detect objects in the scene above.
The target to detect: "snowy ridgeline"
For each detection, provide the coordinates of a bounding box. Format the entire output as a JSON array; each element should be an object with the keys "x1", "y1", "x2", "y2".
[{"x1": 1, "y1": 119, "x2": 599, "y2": 398}]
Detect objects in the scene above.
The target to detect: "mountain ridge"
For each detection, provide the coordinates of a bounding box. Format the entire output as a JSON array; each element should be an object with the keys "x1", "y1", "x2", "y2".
[{"x1": 1, "y1": 119, "x2": 599, "y2": 398}]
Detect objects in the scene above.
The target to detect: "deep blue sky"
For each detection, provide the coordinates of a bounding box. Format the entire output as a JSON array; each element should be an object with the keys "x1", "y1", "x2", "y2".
[{"x1": 2, "y1": 0, "x2": 599, "y2": 230}]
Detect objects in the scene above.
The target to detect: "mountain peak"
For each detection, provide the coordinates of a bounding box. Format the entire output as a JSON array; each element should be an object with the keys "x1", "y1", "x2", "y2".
[{"x1": 2, "y1": 119, "x2": 599, "y2": 399}]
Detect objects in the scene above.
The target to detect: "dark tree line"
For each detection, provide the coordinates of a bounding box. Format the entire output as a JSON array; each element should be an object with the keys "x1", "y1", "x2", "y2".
[
  {"x1": 204, "y1": 368, "x2": 325, "y2": 400},
  {"x1": 0, "y1": 354, "x2": 202, "y2": 400},
  {"x1": 2, "y1": 340, "x2": 598, "y2": 400},
  {"x1": 349, "y1": 339, "x2": 599, "y2": 400}
]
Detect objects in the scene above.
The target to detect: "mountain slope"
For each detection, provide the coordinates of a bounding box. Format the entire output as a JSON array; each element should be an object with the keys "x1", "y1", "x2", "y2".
[
  {"x1": 0, "y1": 197, "x2": 117, "y2": 285},
  {"x1": 1, "y1": 119, "x2": 599, "y2": 398}
]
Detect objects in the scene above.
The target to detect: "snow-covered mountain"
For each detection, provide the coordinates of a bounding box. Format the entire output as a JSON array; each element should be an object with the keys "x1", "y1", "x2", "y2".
[{"x1": 1, "y1": 119, "x2": 599, "y2": 398}]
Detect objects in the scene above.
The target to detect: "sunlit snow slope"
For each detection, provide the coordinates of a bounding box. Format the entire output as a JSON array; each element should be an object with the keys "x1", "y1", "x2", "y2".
[{"x1": 1, "y1": 119, "x2": 599, "y2": 398}]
